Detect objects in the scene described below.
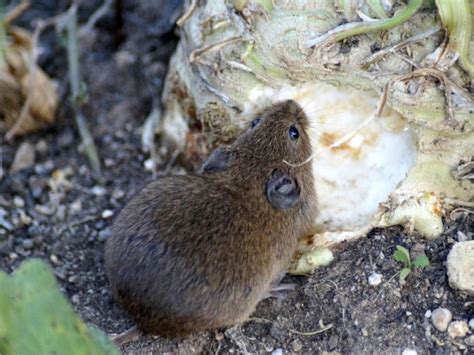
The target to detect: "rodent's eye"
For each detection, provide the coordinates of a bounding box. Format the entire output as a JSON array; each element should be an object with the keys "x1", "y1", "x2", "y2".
[
  {"x1": 250, "y1": 117, "x2": 261, "y2": 129},
  {"x1": 289, "y1": 125, "x2": 299, "y2": 140}
]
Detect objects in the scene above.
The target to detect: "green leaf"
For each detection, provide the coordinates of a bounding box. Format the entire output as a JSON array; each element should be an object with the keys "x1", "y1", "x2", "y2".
[
  {"x1": 0, "y1": 258, "x2": 119, "y2": 355},
  {"x1": 393, "y1": 245, "x2": 411, "y2": 266},
  {"x1": 399, "y1": 268, "x2": 411, "y2": 283},
  {"x1": 412, "y1": 255, "x2": 430, "y2": 268}
]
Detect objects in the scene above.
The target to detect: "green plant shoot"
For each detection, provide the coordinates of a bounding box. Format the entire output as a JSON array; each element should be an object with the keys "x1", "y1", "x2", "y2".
[{"x1": 393, "y1": 245, "x2": 430, "y2": 283}]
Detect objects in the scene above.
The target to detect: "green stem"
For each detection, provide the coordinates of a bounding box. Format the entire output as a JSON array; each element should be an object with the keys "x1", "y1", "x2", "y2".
[
  {"x1": 435, "y1": 0, "x2": 474, "y2": 79},
  {"x1": 66, "y1": 6, "x2": 103, "y2": 182},
  {"x1": 307, "y1": 0, "x2": 423, "y2": 47}
]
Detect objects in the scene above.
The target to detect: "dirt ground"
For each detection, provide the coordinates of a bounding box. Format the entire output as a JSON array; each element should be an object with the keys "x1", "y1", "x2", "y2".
[{"x1": 1, "y1": 1, "x2": 473, "y2": 354}]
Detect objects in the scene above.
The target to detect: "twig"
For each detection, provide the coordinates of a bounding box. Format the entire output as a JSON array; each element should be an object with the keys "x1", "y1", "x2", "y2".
[
  {"x1": 176, "y1": 0, "x2": 197, "y2": 27},
  {"x1": 374, "y1": 271, "x2": 400, "y2": 302},
  {"x1": 199, "y1": 74, "x2": 238, "y2": 107},
  {"x1": 393, "y1": 67, "x2": 473, "y2": 127},
  {"x1": 449, "y1": 208, "x2": 473, "y2": 220},
  {"x1": 393, "y1": 52, "x2": 420, "y2": 69},
  {"x1": 363, "y1": 26, "x2": 441, "y2": 66},
  {"x1": 453, "y1": 161, "x2": 474, "y2": 180},
  {"x1": 4, "y1": 0, "x2": 29, "y2": 25},
  {"x1": 444, "y1": 198, "x2": 474, "y2": 208},
  {"x1": 247, "y1": 317, "x2": 333, "y2": 336},
  {"x1": 65, "y1": 4, "x2": 103, "y2": 182},
  {"x1": 155, "y1": 148, "x2": 180, "y2": 178},
  {"x1": 288, "y1": 323, "x2": 333, "y2": 336},
  {"x1": 190, "y1": 36, "x2": 243, "y2": 63},
  {"x1": 79, "y1": 0, "x2": 113, "y2": 36},
  {"x1": 57, "y1": 215, "x2": 99, "y2": 235},
  {"x1": 225, "y1": 59, "x2": 254, "y2": 73}
]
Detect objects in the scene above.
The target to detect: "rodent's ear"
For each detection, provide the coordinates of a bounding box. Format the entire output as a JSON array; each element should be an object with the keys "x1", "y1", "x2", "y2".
[
  {"x1": 199, "y1": 146, "x2": 233, "y2": 174},
  {"x1": 265, "y1": 171, "x2": 300, "y2": 209}
]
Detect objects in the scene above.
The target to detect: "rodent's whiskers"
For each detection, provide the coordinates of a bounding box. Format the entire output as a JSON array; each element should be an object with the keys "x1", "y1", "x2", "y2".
[
  {"x1": 283, "y1": 110, "x2": 379, "y2": 167},
  {"x1": 238, "y1": 107, "x2": 365, "y2": 127}
]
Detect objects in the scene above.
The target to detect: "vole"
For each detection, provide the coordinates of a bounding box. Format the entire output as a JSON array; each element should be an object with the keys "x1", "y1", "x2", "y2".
[{"x1": 104, "y1": 99, "x2": 318, "y2": 343}]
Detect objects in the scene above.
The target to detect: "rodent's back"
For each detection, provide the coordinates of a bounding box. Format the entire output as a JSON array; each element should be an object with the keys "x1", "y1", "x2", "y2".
[{"x1": 105, "y1": 174, "x2": 297, "y2": 336}]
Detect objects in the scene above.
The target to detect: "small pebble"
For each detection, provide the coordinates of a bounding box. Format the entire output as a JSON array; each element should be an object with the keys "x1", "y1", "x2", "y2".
[
  {"x1": 469, "y1": 318, "x2": 474, "y2": 329},
  {"x1": 71, "y1": 294, "x2": 80, "y2": 304},
  {"x1": 215, "y1": 332, "x2": 224, "y2": 341},
  {"x1": 31, "y1": 185, "x2": 44, "y2": 199},
  {"x1": 92, "y1": 185, "x2": 107, "y2": 196},
  {"x1": 50, "y1": 254, "x2": 61, "y2": 265},
  {"x1": 447, "y1": 320, "x2": 469, "y2": 338},
  {"x1": 362, "y1": 328, "x2": 368, "y2": 337},
  {"x1": 57, "y1": 130, "x2": 75, "y2": 148},
  {"x1": 402, "y1": 349, "x2": 417, "y2": 355},
  {"x1": 431, "y1": 308, "x2": 452, "y2": 332},
  {"x1": 101, "y1": 210, "x2": 114, "y2": 219},
  {"x1": 292, "y1": 339, "x2": 303, "y2": 352},
  {"x1": 54, "y1": 269, "x2": 65, "y2": 280},
  {"x1": 447, "y1": 241, "x2": 474, "y2": 295},
  {"x1": 368, "y1": 272, "x2": 383, "y2": 286},
  {"x1": 34, "y1": 160, "x2": 54, "y2": 175},
  {"x1": 13, "y1": 196, "x2": 25, "y2": 208},
  {"x1": 0, "y1": 215, "x2": 14, "y2": 231},
  {"x1": 271, "y1": 349, "x2": 283, "y2": 355},
  {"x1": 425, "y1": 310, "x2": 432, "y2": 318},
  {"x1": 35, "y1": 139, "x2": 48, "y2": 154},
  {"x1": 98, "y1": 228, "x2": 112, "y2": 242},
  {"x1": 95, "y1": 220, "x2": 106, "y2": 230},
  {"x1": 144, "y1": 158, "x2": 155, "y2": 171},
  {"x1": 104, "y1": 158, "x2": 115, "y2": 167},
  {"x1": 112, "y1": 189, "x2": 125, "y2": 200},
  {"x1": 27, "y1": 224, "x2": 43, "y2": 237},
  {"x1": 10, "y1": 142, "x2": 36, "y2": 173},
  {"x1": 70, "y1": 199, "x2": 82, "y2": 213},
  {"x1": 328, "y1": 335, "x2": 338, "y2": 349},
  {"x1": 457, "y1": 231, "x2": 469, "y2": 242},
  {"x1": 115, "y1": 49, "x2": 136, "y2": 66},
  {"x1": 33, "y1": 236, "x2": 44, "y2": 246},
  {"x1": 465, "y1": 335, "x2": 474, "y2": 346},
  {"x1": 22, "y1": 239, "x2": 34, "y2": 250},
  {"x1": 19, "y1": 211, "x2": 32, "y2": 225}
]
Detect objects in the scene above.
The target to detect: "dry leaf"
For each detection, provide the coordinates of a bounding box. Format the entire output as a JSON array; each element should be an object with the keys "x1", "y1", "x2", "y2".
[{"x1": 1, "y1": 23, "x2": 58, "y2": 138}]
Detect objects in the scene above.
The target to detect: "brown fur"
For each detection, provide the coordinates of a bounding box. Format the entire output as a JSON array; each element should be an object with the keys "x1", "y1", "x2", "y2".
[{"x1": 104, "y1": 100, "x2": 318, "y2": 337}]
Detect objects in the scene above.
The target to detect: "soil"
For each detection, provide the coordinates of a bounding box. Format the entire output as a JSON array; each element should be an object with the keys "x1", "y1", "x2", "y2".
[{"x1": 1, "y1": 1, "x2": 473, "y2": 354}]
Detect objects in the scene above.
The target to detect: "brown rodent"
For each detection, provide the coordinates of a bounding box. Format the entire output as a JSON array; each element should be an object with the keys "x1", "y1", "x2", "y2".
[{"x1": 104, "y1": 99, "x2": 317, "y2": 339}]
